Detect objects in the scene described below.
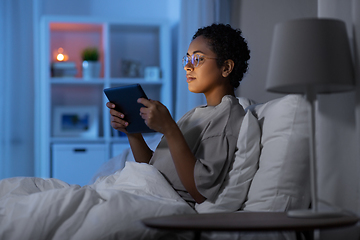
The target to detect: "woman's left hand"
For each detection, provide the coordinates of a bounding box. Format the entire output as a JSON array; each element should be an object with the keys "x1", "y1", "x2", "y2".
[{"x1": 137, "y1": 98, "x2": 176, "y2": 134}]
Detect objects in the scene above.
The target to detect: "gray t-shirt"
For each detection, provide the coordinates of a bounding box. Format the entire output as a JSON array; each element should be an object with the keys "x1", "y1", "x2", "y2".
[{"x1": 150, "y1": 95, "x2": 245, "y2": 206}]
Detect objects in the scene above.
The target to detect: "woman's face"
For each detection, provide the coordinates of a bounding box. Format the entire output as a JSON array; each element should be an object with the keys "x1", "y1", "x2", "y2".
[{"x1": 184, "y1": 36, "x2": 224, "y2": 95}]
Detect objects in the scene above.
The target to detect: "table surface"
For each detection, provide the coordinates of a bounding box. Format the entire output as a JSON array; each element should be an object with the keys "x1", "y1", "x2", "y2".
[{"x1": 142, "y1": 212, "x2": 359, "y2": 232}]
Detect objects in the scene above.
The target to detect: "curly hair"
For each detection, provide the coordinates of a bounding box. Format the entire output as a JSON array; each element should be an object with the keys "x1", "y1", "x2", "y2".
[{"x1": 192, "y1": 23, "x2": 250, "y2": 88}]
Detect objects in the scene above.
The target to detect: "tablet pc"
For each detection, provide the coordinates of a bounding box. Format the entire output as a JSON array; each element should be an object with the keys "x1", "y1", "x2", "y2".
[{"x1": 103, "y1": 84, "x2": 155, "y2": 133}]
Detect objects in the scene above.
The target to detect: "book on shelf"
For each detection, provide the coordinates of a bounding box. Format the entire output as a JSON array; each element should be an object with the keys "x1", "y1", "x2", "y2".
[{"x1": 51, "y1": 61, "x2": 78, "y2": 77}]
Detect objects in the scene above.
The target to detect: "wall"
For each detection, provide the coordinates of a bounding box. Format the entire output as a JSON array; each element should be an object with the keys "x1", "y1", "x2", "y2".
[
  {"x1": 317, "y1": 0, "x2": 360, "y2": 238},
  {"x1": 317, "y1": 0, "x2": 359, "y2": 213},
  {"x1": 235, "y1": 0, "x2": 360, "y2": 239},
  {"x1": 41, "y1": 0, "x2": 180, "y2": 22},
  {"x1": 236, "y1": 0, "x2": 317, "y2": 103}
]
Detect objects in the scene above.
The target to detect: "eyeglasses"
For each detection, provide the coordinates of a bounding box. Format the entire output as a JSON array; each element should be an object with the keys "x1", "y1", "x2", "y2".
[{"x1": 182, "y1": 54, "x2": 217, "y2": 68}]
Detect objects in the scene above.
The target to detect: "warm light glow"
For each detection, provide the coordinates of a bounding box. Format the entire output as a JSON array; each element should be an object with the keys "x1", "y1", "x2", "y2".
[
  {"x1": 55, "y1": 47, "x2": 68, "y2": 62},
  {"x1": 57, "y1": 53, "x2": 65, "y2": 61}
]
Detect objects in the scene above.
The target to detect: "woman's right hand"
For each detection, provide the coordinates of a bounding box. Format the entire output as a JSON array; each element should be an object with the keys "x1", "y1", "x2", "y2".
[{"x1": 106, "y1": 102, "x2": 129, "y2": 134}]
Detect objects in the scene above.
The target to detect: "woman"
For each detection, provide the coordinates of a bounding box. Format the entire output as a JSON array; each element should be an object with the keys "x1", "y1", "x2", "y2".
[
  {"x1": 107, "y1": 23, "x2": 250, "y2": 207},
  {"x1": 0, "y1": 23, "x2": 251, "y2": 240}
]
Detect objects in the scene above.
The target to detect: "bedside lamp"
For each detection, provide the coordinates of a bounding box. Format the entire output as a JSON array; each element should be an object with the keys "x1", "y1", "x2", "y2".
[{"x1": 266, "y1": 18, "x2": 355, "y2": 218}]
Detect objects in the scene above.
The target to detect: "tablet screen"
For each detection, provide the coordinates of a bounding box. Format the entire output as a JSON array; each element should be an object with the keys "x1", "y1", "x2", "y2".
[{"x1": 104, "y1": 84, "x2": 155, "y2": 133}]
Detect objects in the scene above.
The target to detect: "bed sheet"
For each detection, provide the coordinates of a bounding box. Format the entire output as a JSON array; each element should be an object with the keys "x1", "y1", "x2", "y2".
[{"x1": 0, "y1": 162, "x2": 195, "y2": 240}]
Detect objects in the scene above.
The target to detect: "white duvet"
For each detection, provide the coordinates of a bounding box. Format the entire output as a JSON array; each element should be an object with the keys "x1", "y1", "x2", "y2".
[{"x1": 0, "y1": 162, "x2": 195, "y2": 240}]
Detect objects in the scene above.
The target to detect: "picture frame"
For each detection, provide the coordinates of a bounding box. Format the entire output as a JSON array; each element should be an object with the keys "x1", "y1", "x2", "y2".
[
  {"x1": 121, "y1": 59, "x2": 142, "y2": 78},
  {"x1": 53, "y1": 106, "x2": 99, "y2": 138},
  {"x1": 144, "y1": 66, "x2": 160, "y2": 81}
]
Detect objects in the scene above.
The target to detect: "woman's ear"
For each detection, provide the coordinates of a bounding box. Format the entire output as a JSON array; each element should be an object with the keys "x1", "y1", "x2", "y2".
[{"x1": 222, "y1": 59, "x2": 234, "y2": 78}]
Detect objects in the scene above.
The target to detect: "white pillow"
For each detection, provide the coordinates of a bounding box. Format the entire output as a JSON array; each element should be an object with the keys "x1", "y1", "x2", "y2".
[
  {"x1": 195, "y1": 109, "x2": 261, "y2": 213},
  {"x1": 242, "y1": 94, "x2": 311, "y2": 212}
]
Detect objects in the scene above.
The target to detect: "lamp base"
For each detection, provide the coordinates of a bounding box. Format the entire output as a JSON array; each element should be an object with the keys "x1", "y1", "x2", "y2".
[{"x1": 287, "y1": 209, "x2": 346, "y2": 218}]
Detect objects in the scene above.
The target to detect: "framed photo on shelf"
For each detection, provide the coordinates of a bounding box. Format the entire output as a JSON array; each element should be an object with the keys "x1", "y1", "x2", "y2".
[
  {"x1": 53, "y1": 106, "x2": 99, "y2": 138},
  {"x1": 144, "y1": 66, "x2": 160, "y2": 81},
  {"x1": 121, "y1": 59, "x2": 142, "y2": 78}
]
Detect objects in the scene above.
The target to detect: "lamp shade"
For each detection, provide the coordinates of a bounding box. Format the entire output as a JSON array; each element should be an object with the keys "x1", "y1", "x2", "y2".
[{"x1": 266, "y1": 18, "x2": 355, "y2": 94}]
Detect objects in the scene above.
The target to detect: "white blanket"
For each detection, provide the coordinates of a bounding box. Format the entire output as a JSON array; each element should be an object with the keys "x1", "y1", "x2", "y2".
[{"x1": 0, "y1": 162, "x2": 195, "y2": 240}]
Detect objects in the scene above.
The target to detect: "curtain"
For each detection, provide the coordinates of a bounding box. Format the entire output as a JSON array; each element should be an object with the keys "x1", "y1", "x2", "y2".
[
  {"x1": 0, "y1": 0, "x2": 6, "y2": 178},
  {"x1": 175, "y1": 0, "x2": 232, "y2": 120},
  {"x1": 0, "y1": 0, "x2": 35, "y2": 179}
]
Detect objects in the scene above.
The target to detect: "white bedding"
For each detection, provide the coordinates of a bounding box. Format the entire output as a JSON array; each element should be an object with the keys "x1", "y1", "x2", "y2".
[{"x1": 0, "y1": 162, "x2": 195, "y2": 240}]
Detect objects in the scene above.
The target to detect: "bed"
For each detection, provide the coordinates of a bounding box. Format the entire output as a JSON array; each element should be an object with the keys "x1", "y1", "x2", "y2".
[{"x1": 0, "y1": 94, "x2": 311, "y2": 240}]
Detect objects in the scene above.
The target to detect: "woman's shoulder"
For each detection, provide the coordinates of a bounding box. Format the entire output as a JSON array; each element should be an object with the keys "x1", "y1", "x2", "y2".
[
  {"x1": 217, "y1": 95, "x2": 245, "y2": 114},
  {"x1": 218, "y1": 95, "x2": 245, "y2": 134},
  {"x1": 177, "y1": 107, "x2": 197, "y2": 122},
  {"x1": 177, "y1": 95, "x2": 244, "y2": 125}
]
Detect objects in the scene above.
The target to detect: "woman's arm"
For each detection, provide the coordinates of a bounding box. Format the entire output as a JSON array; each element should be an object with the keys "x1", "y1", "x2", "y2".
[
  {"x1": 138, "y1": 98, "x2": 206, "y2": 203},
  {"x1": 106, "y1": 102, "x2": 153, "y2": 163},
  {"x1": 127, "y1": 133, "x2": 153, "y2": 163},
  {"x1": 163, "y1": 122, "x2": 206, "y2": 204}
]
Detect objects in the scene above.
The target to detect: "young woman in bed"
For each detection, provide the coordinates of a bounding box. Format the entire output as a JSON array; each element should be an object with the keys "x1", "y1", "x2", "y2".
[{"x1": 107, "y1": 23, "x2": 250, "y2": 207}]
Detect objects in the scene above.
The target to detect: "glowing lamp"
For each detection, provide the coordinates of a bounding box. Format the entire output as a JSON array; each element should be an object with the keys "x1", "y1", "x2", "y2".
[{"x1": 55, "y1": 48, "x2": 68, "y2": 62}]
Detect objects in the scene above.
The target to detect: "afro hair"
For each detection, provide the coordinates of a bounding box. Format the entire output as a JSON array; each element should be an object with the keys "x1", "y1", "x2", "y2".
[{"x1": 192, "y1": 23, "x2": 250, "y2": 88}]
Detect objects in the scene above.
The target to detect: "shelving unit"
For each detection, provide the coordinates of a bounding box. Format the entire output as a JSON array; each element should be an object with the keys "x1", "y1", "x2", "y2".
[{"x1": 37, "y1": 16, "x2": 172, "y2": 185}]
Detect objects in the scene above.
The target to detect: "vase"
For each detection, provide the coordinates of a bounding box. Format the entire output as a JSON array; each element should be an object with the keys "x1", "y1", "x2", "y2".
[{"x1": 82, "y1": 61, "x2": 101, "y2": 80}]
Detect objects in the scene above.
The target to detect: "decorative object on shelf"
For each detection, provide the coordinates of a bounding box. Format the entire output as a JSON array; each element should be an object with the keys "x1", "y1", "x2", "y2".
[
  {"x1": 53, "y1": 106, "x2": 99, "y2": 138},
  {"x1": 81, "y1": 47, "x2": 101, "y2": 79},
  {"x1": 266, "y1": 18, "x2": 355, "y2": 218},
  {"x1": 51, "y1": 61, "x2": 77, "y2": 78},
  {"x1": 54, "y1": 47, "x2": 68, "y2": 62},
  {"x1": 51, "y1": 47, "x2": 77, "y2": 77},
  {"x1": 144, "y1": 66, "x2": 161, "y2": 81},
  {"x1": 121, "y1": 59, "x2": 142, "y2": 78}
]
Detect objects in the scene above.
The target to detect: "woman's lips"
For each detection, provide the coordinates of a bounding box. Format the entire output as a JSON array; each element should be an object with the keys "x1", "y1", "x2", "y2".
[{"x1": 186, "y1": 75, "x2": 195, "y2": 83}]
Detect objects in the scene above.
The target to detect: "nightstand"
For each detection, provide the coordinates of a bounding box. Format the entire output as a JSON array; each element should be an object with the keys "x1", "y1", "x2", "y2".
[{"x1": 142, "y1": 211, "x2": 359, "y2": 240}]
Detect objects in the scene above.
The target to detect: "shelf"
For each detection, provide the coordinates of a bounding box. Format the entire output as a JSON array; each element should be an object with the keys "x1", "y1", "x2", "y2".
[
  {"x1": 50, "y1": 22, "x2": 103, "y2": 32},
  {"x1": 50, "y1": 134, "x2": 158, "y2": 144},
  {"x1": 37, "y1": 16, "x2": 173, "y2": 183},
  {"x1": 50, "y1": 78, "x2": 163, "y2": 85},
  {"x1": 51, "y1": 78, "x2": 105, "y2": 85},
  {"x1": 49, "y1": 21, "x2": 104, "y2": 79},
  {"x1": 109, "y1": 78, "x2": 163, "y2": 85},
  {"x1": 109, "y1": 24, "x2": 160, "y2": 78},
  {"x1": 50, "y1": 137, "x2": 106, "y2": 144}
]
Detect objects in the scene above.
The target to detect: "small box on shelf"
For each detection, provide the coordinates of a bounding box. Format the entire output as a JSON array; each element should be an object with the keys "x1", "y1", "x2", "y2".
[
  {"x1": 120, "y1": 59, "x2": 142, "y2": 78},
  {"x1": 144, "y1": 66, "x2": 161, "y2": 81},
  {"x1": 51, "y1": 61, "x2": 78, "y2": 78}
]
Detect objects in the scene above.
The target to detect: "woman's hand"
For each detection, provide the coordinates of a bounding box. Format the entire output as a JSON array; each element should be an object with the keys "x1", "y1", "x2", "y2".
[
  {"x1": 106, "y1": 101, "x2": 153, "y2": 163},
  {"x1": 137, "y1": 98, "x2": 177, "y2": 134},
  {"x1": 106, "y1": 102, "x2": 129, "y2": 134}
]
